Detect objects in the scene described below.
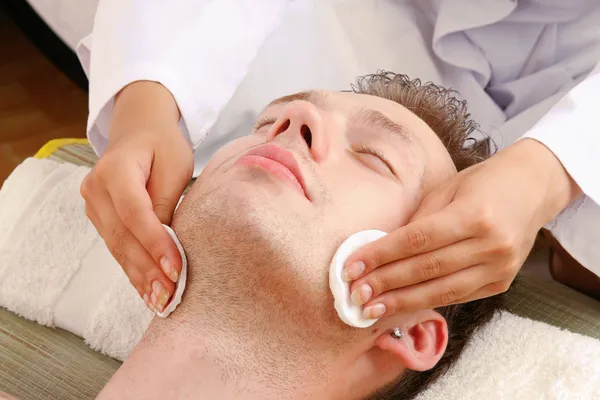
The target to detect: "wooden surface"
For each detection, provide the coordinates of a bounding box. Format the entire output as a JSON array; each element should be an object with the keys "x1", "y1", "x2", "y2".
[{"x1": 0, "y1": 9, "x2": 87, "y2": 186}]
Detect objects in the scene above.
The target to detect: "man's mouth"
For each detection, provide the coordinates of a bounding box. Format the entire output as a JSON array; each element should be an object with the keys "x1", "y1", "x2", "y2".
[{"x1": 236, "y1": 144, "x2": 308, "y2": 199}]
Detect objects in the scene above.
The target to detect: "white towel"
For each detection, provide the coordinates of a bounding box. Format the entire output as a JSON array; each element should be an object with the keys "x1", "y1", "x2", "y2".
[
  {"x1": 419, "y1": 312, "x2": 600, "y2": 399},
  {"x1": 0, "y1": 158, "x2": 152, "y2": 361},
  {"x1": 0, "y1": 159, "x2": 96, "y2": 325},
  {"x1": 1, "y1": 158, "x2": 600, "y2": 399}
]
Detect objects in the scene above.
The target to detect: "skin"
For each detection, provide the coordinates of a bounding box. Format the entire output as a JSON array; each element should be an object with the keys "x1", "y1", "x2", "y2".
[{"x1": 96, "y1": 90, "x2": 455, "y2": 399}]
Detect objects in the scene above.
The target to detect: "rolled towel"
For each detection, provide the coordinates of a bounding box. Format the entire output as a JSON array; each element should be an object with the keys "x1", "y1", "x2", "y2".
[
  {"x1": 418, "y1": 312, "x2": 600, "y2": 399},
  {"x1": 0, "y1": 158, "x2": 152, "y2": 360},
  {"x1": 0, "y1": 159, "x2": 95, "y2": 325},
  {"x1": 0, "y1": 159, "x2": 66, "y2": 255}
]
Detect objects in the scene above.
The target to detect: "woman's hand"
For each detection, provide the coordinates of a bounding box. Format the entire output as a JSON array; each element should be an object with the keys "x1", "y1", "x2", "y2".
[
  {"x1": 344, "y1": 139, "x2": 582, "y2": 318},
  {"x1": 81, "y1": 81, "x2": 194, "y2": 313}
]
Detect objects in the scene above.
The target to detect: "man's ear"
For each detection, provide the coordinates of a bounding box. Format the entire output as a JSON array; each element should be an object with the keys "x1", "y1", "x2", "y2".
[
  {"x1": 375, "y1": 309, "x2": 448, "y2": 372},
  {"x1": 338, "y1": 310, "x2": 449, "y2": 399}
]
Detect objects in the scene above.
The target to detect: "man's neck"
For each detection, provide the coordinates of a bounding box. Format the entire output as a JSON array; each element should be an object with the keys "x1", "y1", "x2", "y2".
[
  {"x1": 98, "y1": 250, "x2": 337, "y2": 400},
  {"x1": 98, "y1": 313, "x2": 332, "y2": 400},
  {"x1": 97, "y1": 207, "x2": 354, "y2": 399}
]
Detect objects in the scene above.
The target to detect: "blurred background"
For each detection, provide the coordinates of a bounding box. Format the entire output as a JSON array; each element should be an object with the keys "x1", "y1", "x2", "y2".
[{"x1": 0, "y1": 0, "x2": 95, "y2": 184}]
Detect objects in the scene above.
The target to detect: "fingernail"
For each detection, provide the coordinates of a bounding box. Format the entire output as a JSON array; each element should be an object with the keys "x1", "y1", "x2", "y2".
[
  {"x1": 144, "y1": 293, "x2": 157, "y2": 313},
  {"x1": 150, "y1": 292, "x2": 158, "y2": 310},
  {"x1": 363, "y1": 303, "x2": 386, "y2": 319},
  {"x1": 343, "y1": 261, "x2": 366, "y2": 281},
  {"x1": 152, "y1": 281, "x2": 164, "y2": 310},
  {"x1": 152, "y1": 280, "x2": 170, "y2": 312},
  {"x1": 160, "y1": 256, "x2": 178, "y2": 283},
  {"x1": 143, "y1": 293, "x2": 152, "y2": 311},
  {"x1": 158, "y1": 289, "x2": 170, "y2": 311},
  {"x1": 152, "y1": 281, "x2": 162, "y2": 300},
  {"x1": 351, "y1": 284, "x2": 373, "y2": 306}
]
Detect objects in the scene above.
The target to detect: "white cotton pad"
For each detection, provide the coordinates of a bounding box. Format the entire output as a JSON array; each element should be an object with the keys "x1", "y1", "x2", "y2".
[
  {"x1": 155, "y1": 225, "x2": 188, "y2": 318},
  {"x1": 329, "y1": 230, "x2": 387, "y2": 328}
]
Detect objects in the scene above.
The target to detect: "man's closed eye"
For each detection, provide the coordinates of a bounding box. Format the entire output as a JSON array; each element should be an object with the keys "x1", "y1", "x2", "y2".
[{"x1": 354, "y1": 145, "x2": 397, "y2": 178}]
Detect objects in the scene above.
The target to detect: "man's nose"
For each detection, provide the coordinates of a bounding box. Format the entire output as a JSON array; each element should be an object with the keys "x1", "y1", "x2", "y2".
[{"x1": 267, "y1": 101, "x2": 328, "y2": 162}]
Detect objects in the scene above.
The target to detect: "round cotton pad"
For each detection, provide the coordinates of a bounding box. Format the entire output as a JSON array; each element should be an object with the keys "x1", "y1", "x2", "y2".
[
  {"x1": 155, "y1": 224, "x2": 188, "y2": 318},
  {"x1": 329, "y1": 230, "x2": 387, "y2": 328}
]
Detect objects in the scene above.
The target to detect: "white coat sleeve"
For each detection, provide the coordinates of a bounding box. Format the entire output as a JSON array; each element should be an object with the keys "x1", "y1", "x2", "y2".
[
  {"x1": 520, "y1": 61, "x2": 600, "y2": 276},
  {"x1": 75, "y1": 0, "x2": 292, "y2": 155}
]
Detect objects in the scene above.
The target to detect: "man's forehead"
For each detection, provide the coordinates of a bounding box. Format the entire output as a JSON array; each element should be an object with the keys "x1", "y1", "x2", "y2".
[
  {"x1": 264, "y1": 89, "x2": 395, "y2": 112},
  {"x1": 264, "y1": 90, "x2": 329, "y2": 109}
]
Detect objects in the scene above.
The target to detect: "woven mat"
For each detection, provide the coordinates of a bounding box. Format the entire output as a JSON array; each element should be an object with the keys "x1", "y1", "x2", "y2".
[
  {"x1": 0, "y1": 309, "x2": 120, "y2": 400},
  {"x1": 1, "y1": 141, "x2": 599, "y2": 399}
]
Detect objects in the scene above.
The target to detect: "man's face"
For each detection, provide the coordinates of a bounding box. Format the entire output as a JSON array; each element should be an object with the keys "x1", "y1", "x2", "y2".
[{"x1": 176, "y1": 90, "x2": 455, "y2": 334}]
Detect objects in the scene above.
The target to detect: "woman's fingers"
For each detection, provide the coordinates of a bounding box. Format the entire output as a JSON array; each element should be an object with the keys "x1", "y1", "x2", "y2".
[
  {"x1": 343, "y1": 202, "x2": 472, "y2": 281},
  {"x1": 103, "y1": 161, "x2": 182, "y2": 284},
  {"x1": 362, "y1": 265, "x2": 492, "y2": 316},
  {"x1": 92, "y1": 186, "x2": 175, "y2": 312},
  {"x1": 349, "y1": 239, "x2": 480, "y2": 304},
  {"x1": 104, "y1": 218, "x2": 175, "y2": 313}
]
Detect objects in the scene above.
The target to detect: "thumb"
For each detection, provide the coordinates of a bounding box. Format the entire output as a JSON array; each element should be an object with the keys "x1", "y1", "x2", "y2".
[
  {"x1": 409, "y1": 182, "x2": 457, "y2": 223},
  {"x1": 146, "y1": 158, "x2": 191, "y2": 225}
]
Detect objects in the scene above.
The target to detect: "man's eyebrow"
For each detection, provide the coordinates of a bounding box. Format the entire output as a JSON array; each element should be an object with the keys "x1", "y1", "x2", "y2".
[
  {"x1": 350, "y1": 107, "x2": 413, "y2": 143},
  {"x1": 263, "y1": 90, "x2": 327, "y2": 109}
]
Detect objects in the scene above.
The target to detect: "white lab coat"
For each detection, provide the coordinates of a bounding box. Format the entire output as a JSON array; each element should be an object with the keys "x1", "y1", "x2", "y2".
[{"x1": 76, "y1": 0, "x2": 600, "y2": 276}]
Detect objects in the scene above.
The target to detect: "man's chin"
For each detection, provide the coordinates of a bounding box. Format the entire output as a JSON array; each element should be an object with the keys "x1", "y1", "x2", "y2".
[{"x1": 173, "y1": 175, "x2": 348, "y2": 348}]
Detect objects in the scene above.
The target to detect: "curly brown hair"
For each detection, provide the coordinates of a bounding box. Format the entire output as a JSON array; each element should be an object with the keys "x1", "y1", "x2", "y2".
[{"x1": 352, "y1": 72, "x2": 505, "y2": 400}]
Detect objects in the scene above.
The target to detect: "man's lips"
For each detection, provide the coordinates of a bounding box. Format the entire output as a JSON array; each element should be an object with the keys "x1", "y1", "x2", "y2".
[{"x1": 236, "y1": 144, "x2": 308, "y2": 198}]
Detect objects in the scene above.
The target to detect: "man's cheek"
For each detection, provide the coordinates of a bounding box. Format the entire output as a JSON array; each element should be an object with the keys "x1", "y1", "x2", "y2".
[{"x1": 330, "y1": 183, "x2": 408, "y2": 231}]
